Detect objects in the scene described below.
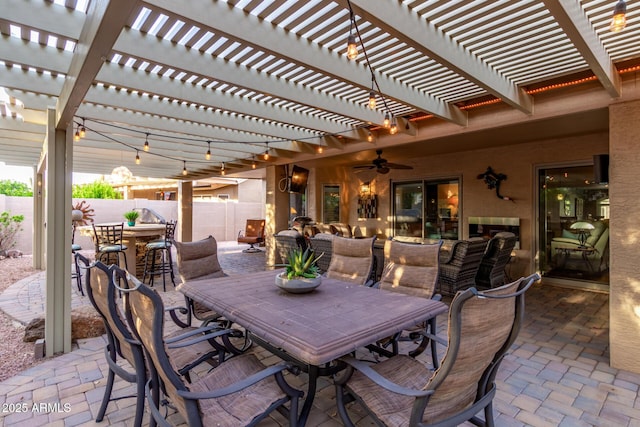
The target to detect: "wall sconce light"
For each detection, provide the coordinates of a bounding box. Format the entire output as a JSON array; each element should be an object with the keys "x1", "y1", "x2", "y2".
[
  {"x1": 557, "y1": 193, "x2": 564, "y2": 201},
  {"x1": 611, "y1": 0, "x2": 627, "y2": 32},
  {"x1": 360, "y1": 181, "x2": 370, "y2": 196}
]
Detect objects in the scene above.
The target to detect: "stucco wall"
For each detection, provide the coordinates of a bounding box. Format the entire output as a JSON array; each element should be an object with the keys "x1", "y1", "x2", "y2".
[{"x1": 310, "y1": 132, "x2": 608, "y2": 279}]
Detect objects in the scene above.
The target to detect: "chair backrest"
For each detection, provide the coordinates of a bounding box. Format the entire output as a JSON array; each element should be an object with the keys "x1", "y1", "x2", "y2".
[
  {"x1": 329, "y1": 223, "x2": 352, "y2": 238},
  {"x1": 475, "y1": 232, "x2": 517, "y2": 288},
  {"x1": 274, "y1": 229, "x2": 307, "y2": 264},
  {"x1": 164, "y1": 220, "x2": 177, "y2": 243},
  {"x1": 174, "y1": 235, "x2": 225, "y2": 282},
  {"x1": 378, "y1": 240, "x2": 442, "y2": 299},
  {"x1": 423, "y1": 273, "x2": 539, "y2": 423},
  {"x1": 79, "y1": 254, "x2": 142, "y2": 369},
  {"x1": 120, "y1": 268, "x2": 199, "y2": 425},
  {"x1": 326, "y1": 236, "x2": 376, "y2": 285},
  {"x1": 245, "y1": 219, "x2": 265, "y2": 239},
  {"x1": 308, "y1": 233, "x2": 334, "y2": 273},
  {"x1": 93, "y1": 223, "x2": 125, "y2": 248}
]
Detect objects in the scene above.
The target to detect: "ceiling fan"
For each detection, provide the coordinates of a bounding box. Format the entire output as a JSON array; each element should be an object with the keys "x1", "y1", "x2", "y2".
[{"x1": 353, "y1": 149, "x2": 413, "y2": 174}]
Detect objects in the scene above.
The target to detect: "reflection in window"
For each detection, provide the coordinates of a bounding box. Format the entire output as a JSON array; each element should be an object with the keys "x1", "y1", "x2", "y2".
[
  {"x1": 393, "y1": 179, "x2": 460, "y2": 240},
  {"x1": 322, "y1": 184, "x2": 340, "y2": 224}
]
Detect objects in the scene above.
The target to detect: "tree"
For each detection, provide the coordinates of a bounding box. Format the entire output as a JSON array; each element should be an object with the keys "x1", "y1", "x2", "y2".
[
  {"x1": 72, "y1": 181, "x2": 122, "y2": 199},
  {"x1": 0, "y1": 180, "x2": 33, "y2": 197},
  {"x1": 0, "y1": 211, "x2": 24, "y2": 253}
]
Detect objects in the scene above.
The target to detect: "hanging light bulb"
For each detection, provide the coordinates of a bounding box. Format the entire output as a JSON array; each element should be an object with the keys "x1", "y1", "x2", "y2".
[
  {"x1": 610, "y1": 0, "x2": 627, "y2": 32},
  {"x1": 252, "y1": 159, "x2": 257, "y2": 169},
  {"x1": 346, "y1": 11, "x2": 358, "y2": 60},
  {"x1": 144, "y1": 133, "x2": 150, "y2": 152},
  {"x1": 390, "y1": 118, "x2": 398, "y2": 135},
  {"x1": 74, "y1": 127, "x2": 80, "y2": 142},
  {"x1": 221, "y1": 162, "x2": 226, "y2": 176},
  {"x1": 317, "y1": 145, "x2": 324, "y2": 154},
  {"x1": 79, "y1": 119, "x2": 86, "y2": 138},
  {"x1": 263, "y1": 143, "x2": 270, "y2": 160},
  {"x1": 182, "y1": 161, "x2": 187, "y2": 176},
  {"x1": 205, "y1": 140, "x2": 211, "y2": 160},
  {"x1": 368, "y1": 90, "x2": 377, "y2": 109},
  {"x1": 367, "y1": 131, "x2": 373, "y2": 142},
  {"x1": 383, "y1": 113, "x2": 390, "y2": 128},
  {"x1": 135, "y1": 151, "x2": 140, "y2": 165},
  {"x1": 347, "y1": 34, "x2": 358, "y2": 60}
]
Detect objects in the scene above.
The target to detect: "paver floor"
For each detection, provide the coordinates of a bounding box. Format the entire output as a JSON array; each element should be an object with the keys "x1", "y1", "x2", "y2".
[{"x1": 1, "y1": 242, "x2": 639, "y2": 426}]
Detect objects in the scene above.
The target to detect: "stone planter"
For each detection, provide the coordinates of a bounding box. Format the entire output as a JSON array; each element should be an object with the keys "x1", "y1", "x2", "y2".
[{"x1": 275, "y1": 272, "x2": 322, "y2": 294}]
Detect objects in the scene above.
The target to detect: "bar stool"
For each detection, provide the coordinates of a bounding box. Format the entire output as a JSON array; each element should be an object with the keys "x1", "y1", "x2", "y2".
[
  {"x1": 142, "y1": 220, "x2": 176, "y2": 291},
  {"x1": 92, "y1": 223, "x2": 128, "y2": 270}
]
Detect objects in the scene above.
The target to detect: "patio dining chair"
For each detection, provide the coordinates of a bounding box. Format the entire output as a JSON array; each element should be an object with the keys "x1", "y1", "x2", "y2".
[
  {"x1": 308, "y1": 232, "x2": 334, "y2": 273},
  {"x1": 174, "y1": 235, "x2": 251, "y2": 354},
  {"x1": 77, "y1": 253, "x2": 230, "y2": 427},
  {"x1": 274, "y1": 229, "x2": 308, "y2": 264},
  {"x1": 325, "y1": 236, "x2": 376, "y2": 286},
  {"x1": 437, "y1": 238, "x2": 488, "y2": 296},
  {"x1": 92, "y1": 222, "x2": 128, "y2": 270},
  {"x1": 335, "y1": 273, "x2": 540, "y2": 427},
  {"x1": 372, "y1": 239, "x2": 443, "y2": 363},
  {"x1": 121, "y1": 268, "x2": 303, "y2": 427}
]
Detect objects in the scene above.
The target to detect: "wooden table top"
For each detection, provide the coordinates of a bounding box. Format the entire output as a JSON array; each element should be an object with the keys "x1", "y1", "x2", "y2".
[{"x1": 178, "y1": 270, "x2": 448, "y2": 366}]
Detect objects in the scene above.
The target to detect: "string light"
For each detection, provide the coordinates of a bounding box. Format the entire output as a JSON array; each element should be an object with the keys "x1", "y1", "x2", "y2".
[
  {"x1": 74, "y1": 127, "x2": 80, "y2": 142},
  {"x1": 79, "y1": 119, "x2": 86, "y2": 138},
  {"x1": 135, "y1": 151, "x2": 140, "y2": 165},
  {"x1": 383, "y1": 113, "x2": 390, "y2": 128},
  {"x1": 205, "y1": 140, "x2": 211, "y2": 160},
  {"x1": 611, "y1": 0, "x2": 627, "y2": 32},
  {"x1": 182, "y1": 161, "x2": 187, "y2": 176},
  {"x1": 221, "y1": 162, "x2": 225, "y2": 176},
  {"x1": 368, "y1": 74, "x2": 376, "y2": 109},
  {"x1": 252, "y1": 158, "x2": 257, "y2": 169},
  {"x1": 317, "y1": 145, "x2": 324, "y2": 154},
  {"x1": 263, "y1": 143, "x2": 270, "y2": 160},
  {"x1": 346, "y1": 10, "x2": 358, "y2": 60},
  {"x1": 143, "y1": 133, "x2": 150, "y2": 152},
  {"x1": 390, "y1": 118, "x2": 398, "y2": 135},
  {"x1": 367, "y1": 131, "x2": 373, "y2": 142}
]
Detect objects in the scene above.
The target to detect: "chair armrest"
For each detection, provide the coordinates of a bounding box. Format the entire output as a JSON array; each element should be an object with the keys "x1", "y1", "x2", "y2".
[
  {"x1": 166, "y1": 305, "x2": 191, "y2": 328},
  {"x1": 176, "y1": 362, "x2": 292, "y2": 399},
  {"x1": 165, "y1": 324, "x2": 230, "y2": 343},
  {"x1": 167, "y1": 328, "x2": 235, "y2": 348},
  {"x1": 338, "y1": 356, "x2": 433, "y2": 398}
]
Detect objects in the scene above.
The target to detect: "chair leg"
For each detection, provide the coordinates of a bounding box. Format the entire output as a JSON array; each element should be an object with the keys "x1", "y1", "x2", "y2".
[
  {"x1": 74, "y1": 256, "x2": 84, "y2": 295},
  {"x1": 96, "y1": 365, "x2": 116, "y2": 422},
  {"x1": 167, "y1": 247, "x2": 176, "y2": 286}
]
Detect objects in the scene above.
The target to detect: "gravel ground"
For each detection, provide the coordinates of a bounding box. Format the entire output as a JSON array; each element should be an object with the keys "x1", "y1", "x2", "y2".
[{"x1": 0, "y1": 255, "x2": 43, "y2": 382}]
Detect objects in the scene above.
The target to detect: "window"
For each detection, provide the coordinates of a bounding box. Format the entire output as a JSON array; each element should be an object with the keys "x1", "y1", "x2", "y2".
[
  {"x1": 322, "y1": 184, "x2": 340, "y2": 224},
  {"x1": 392, "y1": 179, "x2": 460, "y2": 239}
]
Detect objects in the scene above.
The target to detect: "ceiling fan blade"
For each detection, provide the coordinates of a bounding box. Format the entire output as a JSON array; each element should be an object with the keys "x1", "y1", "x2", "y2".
[
  {"x1": 353, "y1": 165, "x2": 375, "y2": 169},
  {"x1": 384, "y1": 163, "x2": 413, "y2": 170}
]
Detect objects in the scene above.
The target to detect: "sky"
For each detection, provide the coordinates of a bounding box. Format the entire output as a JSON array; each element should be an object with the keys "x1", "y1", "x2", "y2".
[{"x1": 0, "y1": 163, "x2": 101, "y2": 186}]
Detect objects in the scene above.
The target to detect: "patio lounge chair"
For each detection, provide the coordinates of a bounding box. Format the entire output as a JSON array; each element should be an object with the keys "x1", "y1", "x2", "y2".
[
  {"x1": 373, "y1": 239, "x2": 443, "y2": 363},
  {"x1": 326, "y1": 236, "x2": 376, "y2": 286},
  {"x1": 475, "y1": 232, "x2": 517, "y2": 289},
  {"x1": 121, "y1": 268, "x2": 303, "y2": 427},
  {"x1": 335, "y1": 273, "x2": 540, "y2": 427},
  {"x1": 237, "y1": 218, "x2": 265, "y2": 253},
  {"x1": 437, "y1": 238, "x2": 488, "y2": 296},
  {"x1": 77, "y1": 254, "x2": 228, "y2": 427}
]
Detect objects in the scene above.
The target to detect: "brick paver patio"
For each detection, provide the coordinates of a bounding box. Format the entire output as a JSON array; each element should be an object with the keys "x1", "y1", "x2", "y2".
[{"x1": 0, "y1": 242, "x2": 639, "y2": 426}]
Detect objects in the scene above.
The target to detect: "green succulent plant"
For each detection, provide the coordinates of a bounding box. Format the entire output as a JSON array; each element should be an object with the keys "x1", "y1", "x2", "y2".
[
  {"x1": 282, "y1": 247, "x2": 322, "y2": 279},
  {"x1": 123, "y1": 210, "x2": 139, "y2": 221}
]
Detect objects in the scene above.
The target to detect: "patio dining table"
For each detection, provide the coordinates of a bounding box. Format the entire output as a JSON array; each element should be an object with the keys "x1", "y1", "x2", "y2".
[{"x1": 178, "y1": 269, "x2": 448, "y2": 426}]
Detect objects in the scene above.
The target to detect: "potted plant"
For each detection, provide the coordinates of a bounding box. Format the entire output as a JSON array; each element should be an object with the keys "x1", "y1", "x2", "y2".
[
  {"x1": 275, "y1": 247, "x2": 323, "y2": 293},
  {"x1": 124, "y1": 210, "x2": 139, "y2": 226}
]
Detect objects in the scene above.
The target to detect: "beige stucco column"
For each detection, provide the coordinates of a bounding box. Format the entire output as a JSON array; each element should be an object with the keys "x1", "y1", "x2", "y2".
[
  {"x1": 265, "y1": 165, "x2": 289, "y2": 266},
  {"x1": 609, "y1": 99, "x2": 640, "y2": 373},
  {"x1": 44, "y1": 107, "x2": 73, "y2": 356},
  {"x1": 177, "y1": 180, "x2": 193, "y2": 242}
]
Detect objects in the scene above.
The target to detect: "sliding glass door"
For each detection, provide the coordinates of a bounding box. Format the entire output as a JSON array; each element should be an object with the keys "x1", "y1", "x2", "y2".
[{"x1": 392, "y1": 179, "x2": 460, "y2": 240}]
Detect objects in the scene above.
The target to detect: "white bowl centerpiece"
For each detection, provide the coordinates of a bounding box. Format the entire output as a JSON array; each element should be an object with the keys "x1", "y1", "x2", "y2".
[{"x1": 275, "y1": 247, "x2": 323, "y2": 293}]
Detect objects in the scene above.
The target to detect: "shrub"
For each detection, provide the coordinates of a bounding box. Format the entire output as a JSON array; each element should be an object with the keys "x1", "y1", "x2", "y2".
[
  {"x1": 0, "y1": 211, "x2": 24, "y2": 253},
  {"x1": 72, "y1": 181, "x2": 122, "y2": 199},
  {"x1": 0, "y1": 180, "x2": 33, "y2": 197}
]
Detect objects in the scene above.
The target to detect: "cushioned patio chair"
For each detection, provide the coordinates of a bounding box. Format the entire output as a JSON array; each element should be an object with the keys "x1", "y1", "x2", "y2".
[
  {"x1": 437, "y1": 238, "x2": 488, "y2": 296},
  {"x1": 237, "y1": 219, "x2": 266, "y2": 253},
  {"x1": 274, "y1": 229, "x2": 308, "y2": 264},
  {"x1": 174, "y1": 235, "x2": 251, "y2": 353},
  {"x1": 77, "y1": 254, "x2": 229, "y2": 427},
  {"x1": 142, "y1": 219, "x2": 177, "y2": 291},
  {"x1": 308, "y1": 233, "x2": 334, "y2": 273},
  {"x1": 475, "y1": 232, "x2": 517, "y2": 289},
  {"x1": 335, "y1": 273, "x2": 540, "y2": 427},
  {"x1": 326, "y1": 236, "x2": 376, "y2": 286},
  {"x1": 121, "y1": 269, "x2": 303, "y2": 427},
  {"x1": 92, "y1": 222, "x2": 128, "y2": 270},
  {"x1": 373, "y1": 239, "x2": 443, "y2": 363}
]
